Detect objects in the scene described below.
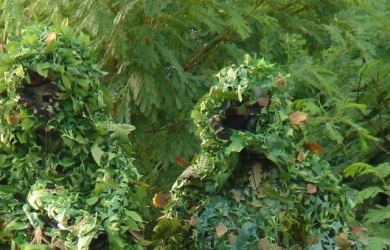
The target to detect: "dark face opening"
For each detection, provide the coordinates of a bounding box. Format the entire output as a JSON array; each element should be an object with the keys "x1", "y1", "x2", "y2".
[{"x1": 17, "y1": 70, "x2": 59, "y2": 117}]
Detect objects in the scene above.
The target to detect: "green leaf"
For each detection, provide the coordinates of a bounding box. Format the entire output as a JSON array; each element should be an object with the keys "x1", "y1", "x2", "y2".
[
  {"x1": 125, "y1": 210, "x2": 143, "y2": 222},
  {"x1": 91, "y1": 143, "x2": 104, "y2": 166},
  {"x1": 343, "y1": 162, "x2": 373, "y2": 177},
  {"x1": 355, "y1": 186, "x2": 384, "y2": 204},
  {"x1": 35, "y1": 62, "x2": 52, "y2": 78},
  {"x1": 21, "y1": 118, "x2": 35, "y2": 130},
  {"x1": 225, "y1": 135, "x2": 245, "y2": 154},
  {"x1": 86, "y1": 196, "x2": 99, "y2": 205},
  {"x1": 61, "y1": 73, "x2": 72, "y2": 90},
  {"x1": 0, "y1": 185, "x2": 19, "y2": 194}
]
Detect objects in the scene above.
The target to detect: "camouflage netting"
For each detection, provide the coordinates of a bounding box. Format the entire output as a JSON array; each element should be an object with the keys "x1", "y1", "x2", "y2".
[
  {"x1": 156, "y1": 56, "x2": 363, "y2": 249},
  {"x1": 0, "y1": 25, "x2": 146, "y2": 249}
]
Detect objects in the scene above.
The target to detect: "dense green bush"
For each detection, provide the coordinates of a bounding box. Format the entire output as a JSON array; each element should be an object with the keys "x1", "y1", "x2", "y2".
[
  {"x1": 156, "y1": 57, "x2": 363, "y2": 249},
  {"x1": 0, "y1": 25, "x2": 146, "y2": 249}
]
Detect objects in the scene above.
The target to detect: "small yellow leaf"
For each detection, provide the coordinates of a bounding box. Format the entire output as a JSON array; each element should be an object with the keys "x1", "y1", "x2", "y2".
[
  {"x1": 45, "y1": 31, "x2": 56, "y2": 45},
  {"x1": 152, "y1": 193, "x2": 171, "y2": 208},
  {"x1": 215, "y1": 224, "x2": 228, "y2": 238}
]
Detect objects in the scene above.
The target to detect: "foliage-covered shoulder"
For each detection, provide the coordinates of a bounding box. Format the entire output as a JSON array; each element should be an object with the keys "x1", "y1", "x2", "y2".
[
  {"x1": 0, "y1": 25, "x2": 146, "y2": 249},
  {"x1": 157, "y1": 56, "x2": 363, "y2": 249}
]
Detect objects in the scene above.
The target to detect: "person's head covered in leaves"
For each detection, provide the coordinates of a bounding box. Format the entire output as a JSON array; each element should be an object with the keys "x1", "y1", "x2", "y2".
[{"x1": 156, "y1": 55, "x2": 363, "y2": 249}]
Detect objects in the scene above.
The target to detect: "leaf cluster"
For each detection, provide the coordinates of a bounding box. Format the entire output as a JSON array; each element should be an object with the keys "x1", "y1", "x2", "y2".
[
  {"x1": 160, "y1": 57, "x2": 362, "y2": 249},
  {"x1": 0, "y1": 25, "x2": 145, "y2": 249}
]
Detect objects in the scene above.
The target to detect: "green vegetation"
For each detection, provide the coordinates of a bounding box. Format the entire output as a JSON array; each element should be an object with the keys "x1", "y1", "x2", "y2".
[
  {"x1": 0, "y1": 25, "x2": 146, "y2": 249},
  {"x1": 0, "y1": 0, "x2": 389, "y2": 249}
]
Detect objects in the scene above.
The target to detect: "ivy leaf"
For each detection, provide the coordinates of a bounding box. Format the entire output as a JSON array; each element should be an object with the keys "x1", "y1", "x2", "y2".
[
  {"x1": 86, "y1": 196, "x2": 99, "y2": 206},
  {"x1": 61, "y1": 73, "x2": 72, "y2": 90},
  {"x1": 226, "y1": 135, "x2": 245, "y2": 154},
  {"x1": 36, "y1": 62, "x2": 52, "y2": 78},
  {"x1": 91, "y1": 143, "x2": 104, "y2": 166},
  {"x1": 125, "y1": 210, "x2": 143, "y2": 222},
  {"x1": 215, "y1": 224, "x2": 228, "y2": 238},
  {"x1": 289, "y1": 111, "x2": 307, "y2": 125}
]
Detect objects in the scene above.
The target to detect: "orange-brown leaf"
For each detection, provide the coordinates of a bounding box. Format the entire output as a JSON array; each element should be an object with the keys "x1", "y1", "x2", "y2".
[
  {"x1": 304, "y1": 142, "x2": 324, "y2": 153},
  {"x1": 152, "y1": 193, "x2": 171, "y2": 208},
  {"x1": 289, "y1": 111, "x2": 307, "y2": 125},
  {"x1": 174, "y1": 156, "x2": 189, "y2": 167},
  {"x1": 215, "y1": 224, "x2": 228, "y2": 238},
  {"x1": 307, "y1": 183, "x2": 317, "y2": 194}
]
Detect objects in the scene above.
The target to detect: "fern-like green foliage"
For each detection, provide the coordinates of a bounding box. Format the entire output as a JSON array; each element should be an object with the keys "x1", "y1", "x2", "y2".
[
  {"x1": 153, "y1": 218, "x2": 183, "y2": 241},
  {"x1": 343, "y1": 162, "x2": 390, "y2": 249},
  {"x1": 3, "y1": 0, "x2": 389, "y2": 190}
]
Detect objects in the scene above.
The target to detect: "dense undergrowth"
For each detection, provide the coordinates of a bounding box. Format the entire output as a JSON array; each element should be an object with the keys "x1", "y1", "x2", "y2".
[{"x1": 0, "y1": 0, "x2": 389, "y2": 249}]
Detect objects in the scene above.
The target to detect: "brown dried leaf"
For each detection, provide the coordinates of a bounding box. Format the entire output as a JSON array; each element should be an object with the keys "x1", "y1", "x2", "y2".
[
  {"x1": 304, "y1": 142, "x2": 324, "y2": 153},
  {"x1": 352, "y1": 226, "x2": 368, "y2": 245},
  {"x1": 215, "y1": 224, "x2": 228, "y2": 238},
  {"x1": 335, "y1": 232, "x2": 353, "y2": 250},
  {"x1": 289, "y1": 111, "x2": 307, "y2": 125},
  {"x1": 297, "y1": 150, "x2": 305, "y2": 162},
  {"x1": 228, "y1": 233, "x2": 237, "y2": 245},
  {"x1": 258, "y1": 96, "x2": 270, "y2": 107},
  {"x1": 307, "y1": 183, "x2": 317, "y2": 194},
  {"x1": 6, "y1": 110, "x2": 20, "y2": 125},
  {"x1": 307, "y1": 235, "x2": 320, "y2": 245},
  {"x1": 258, "y1": 238, "x2": 270, "y2": 250},
  {"x1": 249, "y1": 163, "x2": 263, "y2": 192},
  {"x1": 189, "y1": 216, "x2": 197, "y2": 226},
  {"x1": 152, "y1": 193, "x2": 171, "y2": 208},
  {"x1": 231, "y1": 189, "x2": 244, "y2": 202},
  {"x1": 275, "y1": 76, "x2": 286, "y2": 86}
]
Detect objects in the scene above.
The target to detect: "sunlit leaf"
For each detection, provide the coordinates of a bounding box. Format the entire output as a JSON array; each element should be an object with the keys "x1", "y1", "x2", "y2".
[
  {"x1": 91, "y1": 143, "x2": 104, "y2": 166},
  {"x1": 44, "y1": 31, "x2": 56, "y2": 45}
]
